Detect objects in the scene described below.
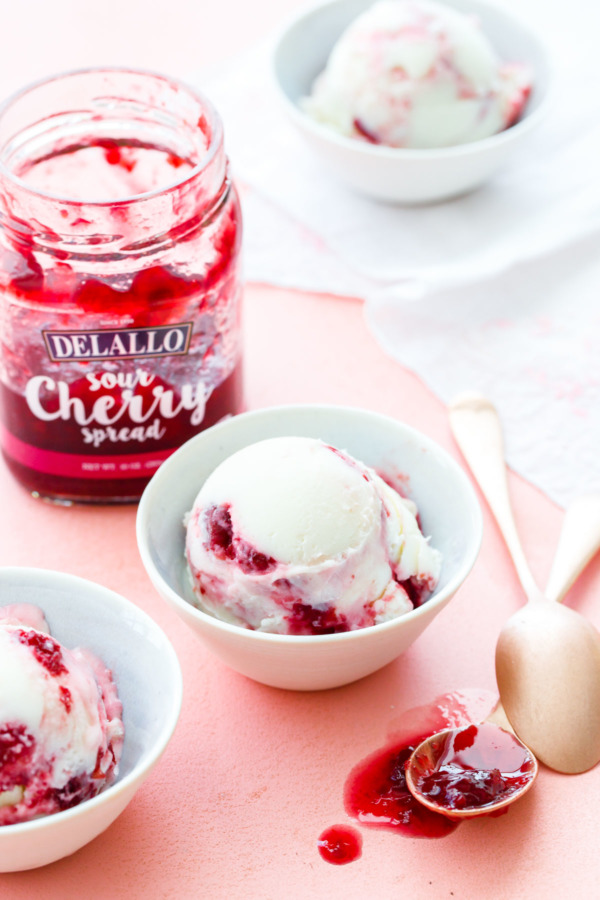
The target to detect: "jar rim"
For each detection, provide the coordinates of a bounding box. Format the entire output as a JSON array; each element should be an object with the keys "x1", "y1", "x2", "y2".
[{"x1": 0, "y1": 66, "x2": 225, "y2": 208}]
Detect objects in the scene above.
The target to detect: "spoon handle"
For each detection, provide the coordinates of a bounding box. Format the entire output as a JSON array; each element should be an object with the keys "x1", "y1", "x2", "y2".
[
  {"x1": 449, "y1": 392, "x2": 541, "y2": 604},
  {"x1": 545, "y1": 494, "x2": 600, "y2": 603}
]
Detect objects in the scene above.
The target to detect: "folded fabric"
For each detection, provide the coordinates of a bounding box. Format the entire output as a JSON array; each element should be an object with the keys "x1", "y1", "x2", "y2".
[{"x1": 200, "y1": 0, "x2": 600, "y2": 506}]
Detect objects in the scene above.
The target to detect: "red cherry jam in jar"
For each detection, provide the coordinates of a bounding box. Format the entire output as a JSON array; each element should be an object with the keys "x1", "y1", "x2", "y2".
[{"x1": 0, "y1": 69, "x2": 243, "y2": 503}]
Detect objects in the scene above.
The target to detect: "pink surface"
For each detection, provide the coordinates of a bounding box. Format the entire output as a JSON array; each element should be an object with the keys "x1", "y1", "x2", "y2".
[
  {"x1": 0, "y1": 286, "x2": 599, "y2": 898},
  {"x1": 1, "y1": 2, "x2": 600, "y2": 895}
]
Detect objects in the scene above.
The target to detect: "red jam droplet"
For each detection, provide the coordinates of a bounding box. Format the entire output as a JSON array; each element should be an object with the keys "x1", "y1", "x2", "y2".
[{"x1": 317, "y1": 825, "x2": 362, "y2": 865}]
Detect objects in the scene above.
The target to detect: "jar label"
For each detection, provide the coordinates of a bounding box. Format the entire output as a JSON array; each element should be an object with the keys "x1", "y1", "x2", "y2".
[
  {"x1": 43, "y1": 323, "x2": 193, "y2": 362},
  {"x1": 0, "y1": 424, "x2": 173, "y2": 478},
  {"x1": 24, "y1": 372, "x2": 206, "y2": 428}
]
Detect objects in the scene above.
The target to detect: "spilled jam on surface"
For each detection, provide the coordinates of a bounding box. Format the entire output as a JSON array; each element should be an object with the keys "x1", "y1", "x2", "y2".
[
  {"x1": 318, "y1": 691, "x2": 519, "y2": 864},
  {"x1": 317, "y1": 825, "x2": 363, "y2": 865}
]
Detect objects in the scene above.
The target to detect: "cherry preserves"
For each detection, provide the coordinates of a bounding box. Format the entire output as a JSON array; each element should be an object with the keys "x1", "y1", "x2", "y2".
[{"x1": 0, "y1": 69, "x2": 243, "y2": 502}]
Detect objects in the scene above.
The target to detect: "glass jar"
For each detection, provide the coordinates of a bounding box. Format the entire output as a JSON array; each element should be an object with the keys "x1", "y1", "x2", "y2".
[{"x1": 0, "y1": 68, "x2": 243, "y2": 503}]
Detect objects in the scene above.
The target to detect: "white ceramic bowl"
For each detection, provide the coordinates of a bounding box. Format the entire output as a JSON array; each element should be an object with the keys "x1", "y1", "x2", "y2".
[
  {"x1": 272, "y1": 0, "x2": 552, "y2": 202},
  {"x1": 137, "y1": 404, "x2": 482, "y2": 691},
  {"x1": 0, "y1": 567, "x2": 182, "y2": 872}
]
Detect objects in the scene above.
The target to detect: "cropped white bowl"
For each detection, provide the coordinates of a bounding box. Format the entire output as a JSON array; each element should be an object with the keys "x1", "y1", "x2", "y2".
[
  {"x1": 0, "y1": 567, "x2": 182, "y2": 872},
  {"x1": 272, "y1": 0, "x2": 552, "y2": 202},
  {"x1": 137, "y1": 405, "x2": 482, "y2": 691}
]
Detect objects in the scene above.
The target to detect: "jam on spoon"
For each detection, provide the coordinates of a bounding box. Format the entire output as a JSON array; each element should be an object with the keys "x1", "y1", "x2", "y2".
[{"x1": 405, "y1": 720, "x2": 537, "y2": 819}]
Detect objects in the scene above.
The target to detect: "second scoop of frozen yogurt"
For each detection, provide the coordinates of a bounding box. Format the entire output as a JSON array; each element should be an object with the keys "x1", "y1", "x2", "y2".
[
  {"x1": 0, "y1": 604, "x2": 124, "y2": 825},
  {"x1": 302, "y1": 0, "x2": 532, "y2": 149}
]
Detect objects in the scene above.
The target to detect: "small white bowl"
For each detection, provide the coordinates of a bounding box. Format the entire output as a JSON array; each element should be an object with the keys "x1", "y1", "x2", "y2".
[
  {"x1": 0, "y1": 567, "x2": 182, "y2": 872},
  {"x1": 272, "y1": 0, "x2": 552, "y2": 202},
  {"x1": 137, "y1": 405, "x2": 482, "y2": 691}
]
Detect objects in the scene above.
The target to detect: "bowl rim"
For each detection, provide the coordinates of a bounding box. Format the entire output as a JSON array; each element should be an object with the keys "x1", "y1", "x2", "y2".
[
  {"x1": 271, "y1": 0, "x2": 554, "y2": 160},
  {"x1": 0, "y1": 566, "x2": 183, "y2": 835},
  {"x1": 137, "y1": 402, "x2": 483, "y2": 644}
]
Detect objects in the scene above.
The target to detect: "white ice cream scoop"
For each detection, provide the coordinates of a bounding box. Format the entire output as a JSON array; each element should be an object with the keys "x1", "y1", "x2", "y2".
[
  {"x1": 185, "y1": 436, "x2": 441, "y2": 634},
  {"x1": 302, "y1": 0, "x2": 532, "y2": 149},
  {"x1": 0, "y1": 605, "x2": 124, "y2": 825},
  {"x1": 272, "y1": 0, "x2": 552, "y2": 202}
]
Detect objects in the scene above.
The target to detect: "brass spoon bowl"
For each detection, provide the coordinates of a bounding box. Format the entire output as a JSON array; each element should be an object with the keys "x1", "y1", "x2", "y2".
[{"x1": 405, "y1": 708, "x2": 538, "y2": 820}]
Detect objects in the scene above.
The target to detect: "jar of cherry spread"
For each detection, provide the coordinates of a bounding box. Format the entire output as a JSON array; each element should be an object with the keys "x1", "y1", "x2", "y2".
[{"x1": 0, "y1": 69, "x2": 243, "y2": 503}]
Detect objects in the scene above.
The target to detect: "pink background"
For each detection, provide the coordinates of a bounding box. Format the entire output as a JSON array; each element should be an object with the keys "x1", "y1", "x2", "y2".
[{"x1": 1, "y1": 3, "x2": 599, "y2": 897}]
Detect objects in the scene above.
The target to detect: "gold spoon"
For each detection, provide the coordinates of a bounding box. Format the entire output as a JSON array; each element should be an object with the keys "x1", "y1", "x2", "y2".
[
  {"x1": 448, "y1": 392, "x2": 600, "y2": 775},
  {"x1": 405, "y1": 492, "x2": 600, "y2": 818}
]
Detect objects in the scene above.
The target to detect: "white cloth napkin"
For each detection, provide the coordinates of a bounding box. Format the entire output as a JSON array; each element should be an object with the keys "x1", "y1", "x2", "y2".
[{"x1": 200, "y1": 0, "x2": 600, "y2": 507}]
